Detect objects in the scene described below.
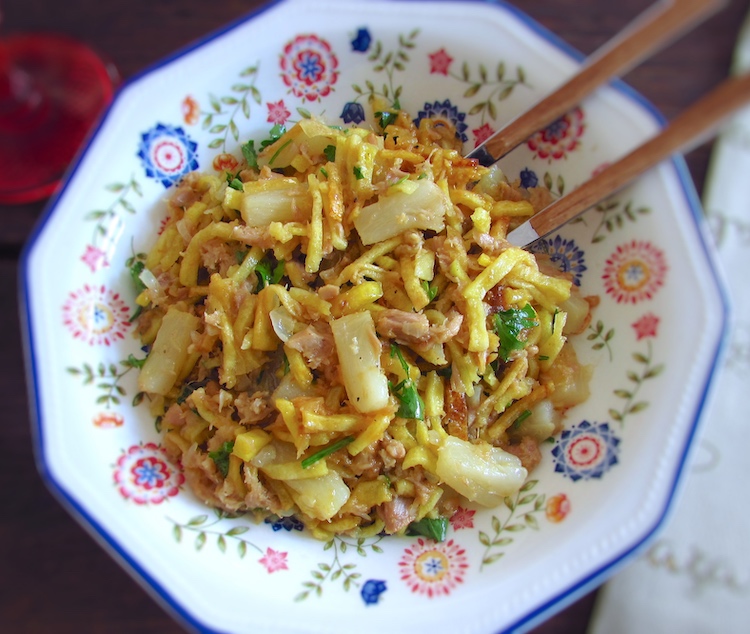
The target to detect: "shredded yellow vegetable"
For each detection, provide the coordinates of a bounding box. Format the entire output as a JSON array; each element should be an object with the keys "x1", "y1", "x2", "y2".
[{"x1": 133, "y1": 108, "x2": 595, "y2": 540}]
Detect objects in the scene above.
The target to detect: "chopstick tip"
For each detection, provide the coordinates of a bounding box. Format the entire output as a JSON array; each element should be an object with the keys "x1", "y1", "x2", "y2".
[{"x1": 506, "y1": 221, "x2": 540, "y2": 248}]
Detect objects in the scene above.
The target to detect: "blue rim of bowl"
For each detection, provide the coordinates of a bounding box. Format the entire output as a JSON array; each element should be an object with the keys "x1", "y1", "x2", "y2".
[{"x1": 18, "y1": 1, "x2": 731, "y2": 632}]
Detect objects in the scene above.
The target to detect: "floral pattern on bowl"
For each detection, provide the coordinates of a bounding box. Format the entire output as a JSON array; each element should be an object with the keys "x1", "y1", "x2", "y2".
[{"x1": 21, "y1": 1, "x2": 727, "y2": 633}]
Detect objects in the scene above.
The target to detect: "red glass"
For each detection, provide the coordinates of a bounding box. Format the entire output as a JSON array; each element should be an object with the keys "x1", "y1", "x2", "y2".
[{"x1": 0, "y1": 33, "x2": 117, "y2": 204}]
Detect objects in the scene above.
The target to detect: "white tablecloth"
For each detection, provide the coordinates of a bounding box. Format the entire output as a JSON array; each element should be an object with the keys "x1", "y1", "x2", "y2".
[{"x1": 587, "y1": 10, "x2": 750, "y2": 634}]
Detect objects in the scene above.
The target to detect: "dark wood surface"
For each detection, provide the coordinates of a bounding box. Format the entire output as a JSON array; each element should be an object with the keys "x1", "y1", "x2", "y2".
[{"x1": 2, "y1": 0, "x2": 747, "y2": 632}]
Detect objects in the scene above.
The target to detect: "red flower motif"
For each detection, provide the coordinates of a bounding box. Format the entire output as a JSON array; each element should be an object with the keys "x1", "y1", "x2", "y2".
[
  {"x1": 449, "y1": 506, "x2": 476, "y2": 530},
  {"x1": 632, "y1": 312, "x2": 660, "y2": 340},
  {"x1": 280, "y1": 34, "x2": 339, "y2": 102},
  {"x1": 602, "y1": 240, "x2": 668, "y2": 304},
  {"x1": 181, "y1": 95, "x2": 200, "y2": 125},
  {"x1": 81, "y1": 244, "x2": 109, "y2": 273},
  {"x1": 428, "y1": 48, "x2": 453, "y2": 75},
  {"x1": 212, "y1": 152, "x2": 239, "y2": 173},
  {"x1": 62, "y1": 284, "x2": 131, "y2": 346},
  {"x1": 259, "y1": 547, "x2": 289, "y2": 573},
  {"x1": 399, "y1": 538, "x2": 469, "y2": 598},
  {"x1": 114, "y1": 443, "x2": 184, "y2": 505},
  {"x1": 527, "y1": 107, "x2": 585, "y2": 161},
  {"x1": 545, "y1": 493, "x2": 571, "y2": 523},
  {"x1": 266, "y1": 99, "x2": 291, "y2": 125},
  {"x1": 472, "y1": 123, "x2": 495, "y2": 147}
]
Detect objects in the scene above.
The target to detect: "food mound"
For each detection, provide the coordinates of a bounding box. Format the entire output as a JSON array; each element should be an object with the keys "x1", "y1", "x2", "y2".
[{"x1": 132, "y1": 108, "x2": 595, "y2": 541}]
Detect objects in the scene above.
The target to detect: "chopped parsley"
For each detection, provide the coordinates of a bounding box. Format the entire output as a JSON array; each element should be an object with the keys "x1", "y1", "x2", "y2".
[
  {"x1": 407, "y1": 517, "x2": 448, "y2": 542},
  {"x1": 493, "y1": 304, "x2": 538, "y2": 362},
  {"x1": 353, "y1": 165, "x2": 365, "y2": 180},
  {"x1": 254, "y1": 256, "x2": 285, "y2": 291},
  {"x1": 124, "y1": 354, "x2": 147, "y2": 370},
  {"x1": 389, "y1": 343, "x2": 425, "y2": 420},
  {"x1": 209, "y1": 441, "x2": 235, "y2": 477},
  {"x1": 241, "y1": 123, "x2": 287, "y2": 169},
  {"x1": 128, "y1": 259, "x2": 147, "y2": 294},
  {"x1": 375, "y1": 99, "x2": 401, "y2": 130},
  {"x1": 323, "y1": 144, "x2": 336, "y2": 162}
]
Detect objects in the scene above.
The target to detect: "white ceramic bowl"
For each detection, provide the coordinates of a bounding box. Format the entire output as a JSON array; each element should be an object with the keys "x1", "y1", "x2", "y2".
[{"x1": 21, "y1": 1, "x2": 728, "y2": 632}]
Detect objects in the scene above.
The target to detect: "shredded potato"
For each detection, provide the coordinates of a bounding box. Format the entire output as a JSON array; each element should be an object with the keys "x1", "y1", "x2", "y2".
[{"x1": 133, "y1": 108, "x2": 595, "y2": 540}]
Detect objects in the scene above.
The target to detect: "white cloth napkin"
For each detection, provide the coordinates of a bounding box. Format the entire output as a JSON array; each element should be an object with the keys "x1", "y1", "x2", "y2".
[{"x1": 586, "y1": 11, "x2": 750, "y2": 634}]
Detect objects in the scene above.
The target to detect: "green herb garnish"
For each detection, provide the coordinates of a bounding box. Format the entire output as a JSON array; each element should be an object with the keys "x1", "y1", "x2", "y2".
[
  {"x1": 493, "y1": 304, "x2": 538, "y2": 362},
  {"x1": 254, "y1": 256, "x2": 285, "y2": 291},
  {"x1": 176, "y1": 378, "x2": 210, "y2": 405},
  {"x1": 225, "y1": 170, "x2": 243, "y2": 191},
  {"x1": 376, "y1": 99, "x2": 401, "y2": 129},
  {"x1": 129, "y1": 259, "x2": 147, "y2": 294},
  {"x1": 209, "y1": 441, "x2": 235, "y2": 477},
  {"x1": 421, "y1": 280, "x2": 438, "y2": 302},
  {"x1": 301, "y1": 436, "x2": 355, "y2": 469},
  {"x1": 241, "y1": 124, "x2": 287, "y2": 169},
  {"x1": 353, "y1": 165, "x2": 365, "y2": 180},
  {"x1": 125, "y1": 354, "x2": 147, "y2": 370},
  {"x1": 407, "y1": 517, "x2": 448, "y2": 542},
  {"x1": 241, "y1": 139, "x2": 259, "y2": 169},
  {"x1": 268, "y1": 139, "x2": 293, "y2": 166},
  {"x1": 389, "y1": 343, "x2": 425, "y2": 420},
  {"x1": 512, "y1": 409, "x2": 532, "y2": 429},
  {"x1": 323, "y1": 144, "x2": 336, "y2": 162}
]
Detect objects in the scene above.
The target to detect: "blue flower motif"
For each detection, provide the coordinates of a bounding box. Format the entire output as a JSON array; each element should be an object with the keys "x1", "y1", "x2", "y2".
[
  {"x1": 361, "y1": 579, "x2": 387, "y2": 605},
  {"x1": 137, "y1": 123, "x2": 198, "y2": 188},
  {"x1": 341, "y1": 101, "x2": 366, "y2": 125},
  {"x1": 133, "y1": 461, "x2": 161, "y2": 487},
  {"x1": 519, "y1": 167, "x2": 538, "y2": 189},
  {"x1": 531, "y1": 234, "x2": 587, "y2": 286},
  {"x1": 351, "y1": 27, "x2": 371, "y2": 52},
  {"x1": 551, "y1": 420, "x2": 620, "y2": 482},
  {"x1": 413, "y1": 99, "x2": 469, "y2": 143},
  {"x1": 264, "y1": 515, "x2": 304, "y2": 532},
  {"x1": 298, "y1": 51, "x2": 324, "y2": 82}
]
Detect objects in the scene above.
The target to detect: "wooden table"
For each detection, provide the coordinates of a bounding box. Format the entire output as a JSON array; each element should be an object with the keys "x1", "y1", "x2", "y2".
[{"x1": 2, "y1": 0, "x2": 747, "y2": 631}]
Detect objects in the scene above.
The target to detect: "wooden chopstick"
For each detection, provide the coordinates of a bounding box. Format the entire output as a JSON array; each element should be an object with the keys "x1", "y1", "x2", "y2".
[
  {"x1": 506, "y1": 72, "x2": 750, "y2": 247},
  {"x1": 467, "y1": 0, "x2": 728, "y2": 167}
]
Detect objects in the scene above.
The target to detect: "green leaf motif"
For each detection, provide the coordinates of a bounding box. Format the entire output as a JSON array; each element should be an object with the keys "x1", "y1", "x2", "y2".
[
  {"x1": 201, "y1": 61, "x2": 263, "y2": 153},
  {"x1": 297, "y1": 534, "x2": 384, "y2": 602},
  {"x1": 195, "y1": 532, "x2": 207, "y2": 551},
  {"x1": 483, "y1": 552, "x2": 505, "y2": 566},
  {"x1": 610, "y1": 340, "x2": 663, "y2": 424},
  {"x1": 168, "y1": 513, "x2": 263, "y2": 562},
  {"x1": 480, "y1": 480, "x2": 546, "y2": 570},
  {"x1": 592, "y1": 196, "x2": 651, "y2": 242}
]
